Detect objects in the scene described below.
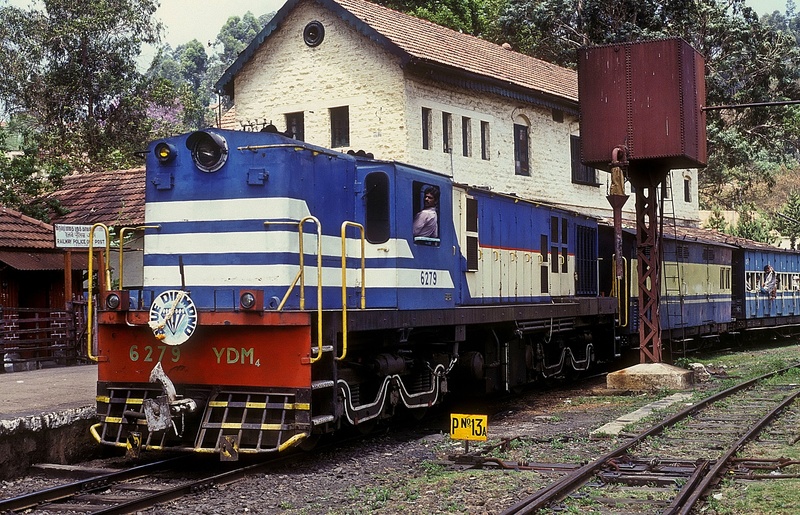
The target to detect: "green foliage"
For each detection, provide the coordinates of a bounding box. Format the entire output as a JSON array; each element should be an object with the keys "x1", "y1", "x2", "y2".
[
  {"x1": 776, "y1": 190, "x2": 800, "y2": 249},
  {"x1": 146, "y1": 41, "x2": 210, "y2": 132},
  {"x1": 704, "y1": 206, "x2": 729, "y2": 233},
  {"x1": 730, "y1": 203, "x2": 776, "y2": 244},
  {"x1": 0, "y1": 0, "x2": 162, "y2": 174},
  {"x1": 479, "y1": 0, "x2": 800, "y2": 210},
  {"x1": 0, "y1": 126, "x2": 68, "y2": 221},
  {"x1": 382, "y1": 0, "x2": 493, "y2": 35}
]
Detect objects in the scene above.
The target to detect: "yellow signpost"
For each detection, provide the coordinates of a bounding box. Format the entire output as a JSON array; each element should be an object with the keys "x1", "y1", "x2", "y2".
[{"x1": 450, "y1": 413, "x2": 487, "y2": 453}]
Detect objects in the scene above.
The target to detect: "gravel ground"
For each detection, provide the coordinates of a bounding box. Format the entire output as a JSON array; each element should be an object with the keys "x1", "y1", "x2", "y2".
[
  {"x1": 8, "y1": 341, "x2": 797, "y2": 515},
  {"x1": 139, "y1": 376, "x2": 664, "y2": 515}
]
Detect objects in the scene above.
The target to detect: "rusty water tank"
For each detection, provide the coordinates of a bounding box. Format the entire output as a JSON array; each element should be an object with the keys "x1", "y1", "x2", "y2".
[{"x1": 578, "y1": 38, "x2": 707, "y2": 174}]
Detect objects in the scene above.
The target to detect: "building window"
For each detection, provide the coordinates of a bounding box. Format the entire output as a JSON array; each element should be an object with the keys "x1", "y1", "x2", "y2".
[
  {"x1": 552, "y1": 109, "x2": 564, "y2": 123},
  {"x1": 570, "y1": 135, "x2": 597, "y2": 185},
  {"x1": 514, "y1": 123, "x2": 529, "y2": 175},
  {"x1": 661, "y1": 179, "x2": 671, "y2": 199},
  {"x1": 442, "y1": 112, "x2": 452, "y2": 153},
  {"x1": 461, "y1": 116, "x2": 471, "y2": 157},
  {"x1": 480, "y1": 121, "x2": 490, "y2": 161},
  {"x1": 330, "y1": 106, "x2": 349, "y2": 148},
  {"x1": 684, "y1": 176, "x2": 692, "y2": 202},
  {"x1": 285, "y1": 112, "x2": 304, "y2": 141},
  {"x1": 422, "y1": 107, "x2": 431, "y2": 150}
]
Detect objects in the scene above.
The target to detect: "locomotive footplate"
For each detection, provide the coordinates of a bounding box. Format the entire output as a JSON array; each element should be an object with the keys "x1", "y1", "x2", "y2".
[{"x1": 94, "y1": 383, "x2": 312, "y2": 458}]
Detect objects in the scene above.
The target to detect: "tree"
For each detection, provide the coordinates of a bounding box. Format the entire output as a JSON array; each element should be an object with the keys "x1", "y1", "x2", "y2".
[
  {"x1": 704, "y1": 206, "x2": 728, "y2": 233},
  {"x1": 481, "y1": 0, "x2": 800, "y2": 211},
  {"x1": 0, "y1": 0, "x2": 162, "y2": 173},
  {"x1": 381, "y1": 0, "x2": 493, "y2": 35},
  {"x1": 146, "y1": 41, "x2": 209, "y2": 132},
  {"x1": 776, "y1": 191, "x2": 800, "y2": 249},
  {"x1": 0, "y1": 122, "x2": 68, "y2": 221},
  {"x1": 730, "y1": 203, "x2": 776, "y2": 244}
]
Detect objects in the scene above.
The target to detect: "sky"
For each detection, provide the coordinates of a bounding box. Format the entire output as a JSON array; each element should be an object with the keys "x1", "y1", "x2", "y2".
[
  {"x1": 2, "y1": 0, "x2": 288, "y2": 68},
  {"x1": 746, "y1": 0, "x2": 795, "y2": 15},
  {"x1": 153, "y1": 0, "x2": 286, "y2": 48}
]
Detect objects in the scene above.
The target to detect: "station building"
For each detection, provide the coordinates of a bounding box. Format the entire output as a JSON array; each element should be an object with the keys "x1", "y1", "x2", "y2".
[{"x1": 214, "y1": 0, "x2": 701, "y2": 225}]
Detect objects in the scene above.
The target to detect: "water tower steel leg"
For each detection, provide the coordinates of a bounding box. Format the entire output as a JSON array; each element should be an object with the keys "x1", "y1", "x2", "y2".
[{"x1": 636, "y1": 184, "x2": 662, "y2": 363}]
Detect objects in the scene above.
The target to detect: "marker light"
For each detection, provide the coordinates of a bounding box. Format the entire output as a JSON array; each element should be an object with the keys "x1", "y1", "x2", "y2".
[
  {"x1": 186, "y1": 131, "x2": 228, "y2": 173},
  {"x1": 102, "y1": 291, "x2": 129, "y2": 311},
  {"x1": 239, "y1": 290, "x2": 263, "y2": 311},
  {"x1": 240, "y1": 292, "x2": 256, "y2": 310},
  {"x1": 105, "y1": 293, "x2": 121, "y2": 310},
  {"x1": 154, "y1": 142, "x2": 176, "y2": 163}
]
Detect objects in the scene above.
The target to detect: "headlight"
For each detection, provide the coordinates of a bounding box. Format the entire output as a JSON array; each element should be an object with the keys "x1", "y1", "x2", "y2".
[{"x1": 186, "y1": 131, "x2": 228, "y2": 172}]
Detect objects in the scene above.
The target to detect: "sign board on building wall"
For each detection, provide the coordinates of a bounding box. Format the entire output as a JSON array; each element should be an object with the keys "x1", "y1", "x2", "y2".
[{"x1": 54, "y1": 224, "x2": 107, "y2": 248}]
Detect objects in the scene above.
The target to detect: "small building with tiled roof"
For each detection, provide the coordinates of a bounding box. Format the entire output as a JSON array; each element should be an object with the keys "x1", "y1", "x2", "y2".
[
  {"x1": 48, "y1": 168, "x2": 147, "y2": 290},
  {"x1": 0, "y1": 207, "x2": 83, "y2": 310},
  {"x1": 48, "y1": 168, "x2": 145, "y2": 227},
  {"x1": 214, "y1": 0, "x2": 700, "y2": 224}
]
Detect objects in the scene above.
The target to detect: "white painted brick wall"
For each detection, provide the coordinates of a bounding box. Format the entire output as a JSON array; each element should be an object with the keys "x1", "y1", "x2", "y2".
[{"x1": 231, "y1": 1, "x2": 700, "y2": 224}]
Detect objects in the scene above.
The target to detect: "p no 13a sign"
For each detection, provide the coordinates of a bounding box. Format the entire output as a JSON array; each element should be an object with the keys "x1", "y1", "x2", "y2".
[{"x1": 450, "y1": 413, "x2": 487, "y2": 441}]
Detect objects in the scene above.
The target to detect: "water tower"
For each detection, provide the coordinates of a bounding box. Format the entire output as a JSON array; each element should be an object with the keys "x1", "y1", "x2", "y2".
[{"x1": 578, "y1": 38, "x2": 707, "y2": 366}]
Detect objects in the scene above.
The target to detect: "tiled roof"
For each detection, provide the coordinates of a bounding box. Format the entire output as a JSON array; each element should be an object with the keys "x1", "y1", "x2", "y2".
[
  {"x1": 49, "y1": 168, "x2": 145, "y2": 227},
  {"x1": 0, "y1": 206, "x2": 56, "y2": 250},
  {"x1": 334, "y1": 0, "x2": 577, "y2": 101},
  {"x1": 216, "y1": 0, "x2": 577, "y2": 105},
  {"x1": 612, "y1": 218, "x2": 786, "y2": 251}
]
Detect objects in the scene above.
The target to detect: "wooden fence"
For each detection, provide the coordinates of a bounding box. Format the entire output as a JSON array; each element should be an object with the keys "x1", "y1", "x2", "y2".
[{"x1": 1, "y1": 301, "x2": 88, "y2": 372}]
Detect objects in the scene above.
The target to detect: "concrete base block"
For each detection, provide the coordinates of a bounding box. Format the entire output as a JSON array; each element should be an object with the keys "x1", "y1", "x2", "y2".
[{"x1": 607, "y1": 363, "x2": 693, "y2": 391}]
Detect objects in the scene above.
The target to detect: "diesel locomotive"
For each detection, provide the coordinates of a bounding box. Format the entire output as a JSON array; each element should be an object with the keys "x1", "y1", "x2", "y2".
[{"x1": 90, "y1": 128, "x2": 800, "y2": 459}]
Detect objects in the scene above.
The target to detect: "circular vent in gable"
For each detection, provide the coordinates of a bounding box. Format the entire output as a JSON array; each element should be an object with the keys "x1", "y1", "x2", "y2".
[{"x1": 303, "y1": 21, "x2": 325, "y2": 47}]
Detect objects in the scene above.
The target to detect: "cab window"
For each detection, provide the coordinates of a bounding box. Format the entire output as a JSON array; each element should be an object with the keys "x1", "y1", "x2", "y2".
[{"x1": 412, "y1": 181, "x2": 440, "y2": 246}]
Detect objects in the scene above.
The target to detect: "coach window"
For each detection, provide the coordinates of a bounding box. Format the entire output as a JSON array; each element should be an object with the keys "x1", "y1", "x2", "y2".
[
  {"x1": 466, "y1": 197, "x2": 478, "y2": 270},
  {"x1": 412, "y1": 181, "x2": 440, "y2": 246},
  {"x1": 364, "y1": 172, "x2": 390, "y2": 244}
]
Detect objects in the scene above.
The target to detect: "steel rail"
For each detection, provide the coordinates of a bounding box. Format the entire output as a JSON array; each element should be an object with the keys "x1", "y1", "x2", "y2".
[
  {"x1": 501, "y1": 362, "x2": 800, "y2": 514},
  {"x1": 0, "y1": 456, "x2": 190, "y2": 512},
  {"x1": 671, "y1": 386, "x2": 800, "y2": 515}
]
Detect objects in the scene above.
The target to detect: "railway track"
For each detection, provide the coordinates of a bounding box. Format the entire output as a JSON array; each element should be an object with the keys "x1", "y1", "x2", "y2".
[
  {"x1": 501, "y1": 363, "x2": 800, "y2": 514},
  {"x1": 0, "y1": 454, "x2": 281, "y2": 514}
]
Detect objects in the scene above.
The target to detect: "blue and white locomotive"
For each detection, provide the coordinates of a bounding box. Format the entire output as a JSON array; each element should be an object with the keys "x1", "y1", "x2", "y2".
[{"x1": 91, "y1": 129, "x2": 618, "y2": 457}]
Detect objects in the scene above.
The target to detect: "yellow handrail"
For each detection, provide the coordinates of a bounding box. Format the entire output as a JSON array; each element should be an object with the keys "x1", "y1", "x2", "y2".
[
  {"x1": 118, "y1": 225, "x2": 160, "y2": 289},
  {"x1": 87, "y1": 223, "x2": 111, "y2": 362},
  {"x1": 611, "y1": 255, "x2": 629, "y2": 328},
  {"x1": 339, "y1": 222, "x2": 365, "y2": 361},
  {"x1": 264, "y1": 217, "x2": 324, "y2": 363}
]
